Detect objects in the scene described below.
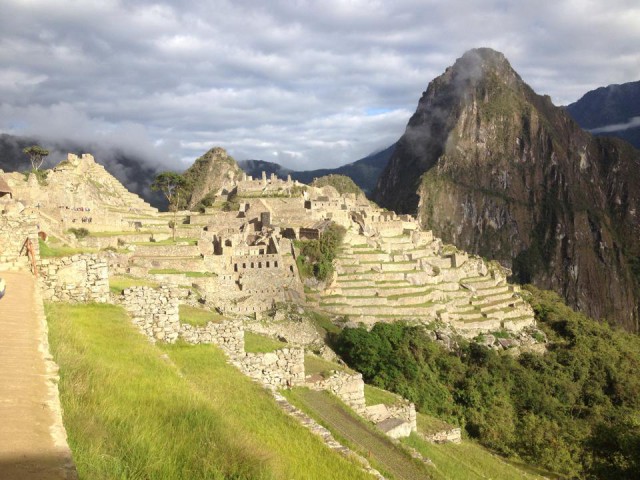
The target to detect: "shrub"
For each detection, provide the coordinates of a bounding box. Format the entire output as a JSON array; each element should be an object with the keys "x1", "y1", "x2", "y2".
[{"x1": 68, "y1": 227, "x2": 89, "y2": 239}]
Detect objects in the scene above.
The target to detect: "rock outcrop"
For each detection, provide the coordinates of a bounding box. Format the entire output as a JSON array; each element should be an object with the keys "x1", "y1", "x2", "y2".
[
  {"x1": 375, "y1": 48, "x2": 640, "y2": 331},
  {"x1": 183, "y1": 147, "x2": 243, "y2": 209}
]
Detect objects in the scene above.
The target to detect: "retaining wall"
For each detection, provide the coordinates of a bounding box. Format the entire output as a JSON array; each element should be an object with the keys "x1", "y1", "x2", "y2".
[{"x1": 39, "y1": 254, "x2": 109, "y2": 303}]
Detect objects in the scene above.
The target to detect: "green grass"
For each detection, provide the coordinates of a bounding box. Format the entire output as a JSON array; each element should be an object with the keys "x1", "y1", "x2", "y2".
[
  {"x1": 403, "y1": 434, "x2": 552, "y2": 480},
  {"x1": 284, "y1": 388, "x2": 436, "y2": 480},
  {"x1": 416, "y1": 412, "x2": 456, "y2": 436},
  {"x1": 363, "y1": 384, "x2": 400, "y2": 406},
  {"x1": 133, "y1": 238, "x2": 198, "y2": 246},
  {"x1": 149, "y1": 269, "x2": 215, "y2": 277},
  {"x1": 244, "y1": 331, "x2": 287, "y2": 353},
  {"x1": 89, "y1": 230, "x2": 155, "y2": 237},
  {"x1": 46, "y1": 303, "x2": 371, "y2": 480},
  {"x1": 306, "y1": 310, "x2": 341, "y2": 335},
  {"x1": 179, "y1": 305, "x2": 224, "y2": 326},
  {"x1": 304, "y1": 355, "x2": 351, "y2": 377},
  {"x1": 39, "y1": 239, "x2": 97, "y2": 258},
  {"x1": 109, "y1": 275, "x2": 159, "y2": 294}
]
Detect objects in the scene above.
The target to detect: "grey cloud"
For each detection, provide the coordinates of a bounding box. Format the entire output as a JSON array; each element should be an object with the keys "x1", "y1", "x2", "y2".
[{"x1": 0, "y1": 0, "x2": 638, "y2": 172}]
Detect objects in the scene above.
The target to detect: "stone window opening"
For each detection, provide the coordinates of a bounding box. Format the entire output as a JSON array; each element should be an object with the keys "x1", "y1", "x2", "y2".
[{"x1": 266, "y1": 261, "x2": 270, "y2": 268}]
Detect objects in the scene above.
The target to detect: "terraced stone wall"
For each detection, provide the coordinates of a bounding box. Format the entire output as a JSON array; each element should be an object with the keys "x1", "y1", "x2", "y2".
[
  {"x1": 241, "y1": 348, "x2": 305, "y2": 388},
  {"x1": 39, "y1": 254, "x2": 109, "y2": 303},
  {"x1": 308, "y1": 371, "x2": 366, "y2": 413},
  {"x1": 121, "y1": 286, "x2": 181, "y2": 342}
]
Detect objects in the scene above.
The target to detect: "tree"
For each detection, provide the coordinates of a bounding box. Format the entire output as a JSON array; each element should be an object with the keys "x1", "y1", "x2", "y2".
[
  {"x1": 23, "y1": 145, "x2": 50, "y2": 171},
  {"x1": 151, "y1": 172, "x2": 188, "y2": 240}
]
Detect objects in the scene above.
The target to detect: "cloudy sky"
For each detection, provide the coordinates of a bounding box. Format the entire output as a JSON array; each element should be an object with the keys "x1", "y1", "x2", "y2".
[{"x1": 1, "y1": 0, "x2": 639, "y2": 171}]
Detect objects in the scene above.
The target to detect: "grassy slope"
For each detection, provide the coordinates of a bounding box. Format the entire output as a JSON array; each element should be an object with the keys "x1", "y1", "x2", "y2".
[
  {"x1": 46, "y1": 303, "x2": 371, "y2": 480},
  {"x1": 403, "y1": 434, "x2": 552, "y2": 480}
]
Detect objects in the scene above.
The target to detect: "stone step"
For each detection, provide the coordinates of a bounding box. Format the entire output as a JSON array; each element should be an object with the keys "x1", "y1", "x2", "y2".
[
  {"x1": 449, "y1": 310, "x2": 484, "y2": 321},
  {"x1": 460, "y1": 276, "x2": 498, "y2": 289},
  {"x1": 473, "y1": 284, "x2": 511, "y2": 296},
  {"x1": 472, "y1": 291, "x2": 515, "y2": 306}
]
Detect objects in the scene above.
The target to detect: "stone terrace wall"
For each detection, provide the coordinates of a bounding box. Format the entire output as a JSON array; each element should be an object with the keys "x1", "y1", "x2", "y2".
[
  {"x1": 180, "y1": 321, "x2": 244, "y2": 357},
  {"x1": 121, "y1": 286, "x2": 180, "y2": 343},
  {"x1": 0, "y1": 208, "x2": 40, "y2": 266},
  {"x1": 419, "y1": 427, "x2": 462, "y2": 444},
  {"x1": 308, "y1": 371, "x2": 366, "y2": 413},
  {"x1": 364, "y1": 403, "x2": 417, "y2": 432},
  {"x1": 39, "y1": 254, "x2": 109, "y2": 303},
  {"x1": 240, "y1": 348, "x2": 305, "y2": 388}
]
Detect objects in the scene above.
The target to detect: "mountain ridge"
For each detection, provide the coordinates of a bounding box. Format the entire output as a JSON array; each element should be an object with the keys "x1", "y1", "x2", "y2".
[{"x1": 375, "y1": 48, "x2": 640, "y2": 331}]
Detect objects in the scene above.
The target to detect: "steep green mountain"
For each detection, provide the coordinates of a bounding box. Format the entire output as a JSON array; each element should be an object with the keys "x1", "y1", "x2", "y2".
[
  {"x1": 375, "y1": 48, "x2": 640, "y2": 331},
  {"x1": 566, "y1": 80, "x2": 640, "y2": 149},
  {"x1": 310, "y1": 174, "x2": 366, "y2": 197},
  {"x1": 238, "y1": 143, "x2": 395, "y2": 197},
  {"x1": 182, "y1": 146, "x2": 244, "y2": 210}
]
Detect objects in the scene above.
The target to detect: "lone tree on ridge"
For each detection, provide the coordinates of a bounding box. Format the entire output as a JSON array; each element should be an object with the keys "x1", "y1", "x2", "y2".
[
  {"x1": 151, "y1": 171, "x2": 188, "y2": 240},
  {"x1": 23, "y1": 145, "x2": 50, "y2": 171}
]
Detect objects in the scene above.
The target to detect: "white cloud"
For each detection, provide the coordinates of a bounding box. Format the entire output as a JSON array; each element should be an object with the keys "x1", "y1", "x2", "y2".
[{"x1": 0, "y1": 0, "x2": 638, "y2": 171}]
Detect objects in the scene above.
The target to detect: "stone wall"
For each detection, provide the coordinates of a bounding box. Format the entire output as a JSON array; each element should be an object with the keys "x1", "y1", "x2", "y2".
[
  {"x1": 419, "y1": 427, "x2": 462, "y2": 444},
  {"x1": 121, "y1": 286, "x2": 181, "y2": 343},
  {"x1": 180, "y1": 321, "x2": 244, "y2": 357},
  {"x1": 364, "y1": 402, "x2": 417, "y2": 432},
  {"x1": 39, "y1": 254, "x2": 109, "y2": 303},
  {"x1": 240, "y1": 348, "x2": 305, "y2": 388},
  {"x1": 308, "y1": 371, "x2": 366, "y2": 413},
  {"x1": 0, "y1": 206, "x2": 40, "y2": 268}
]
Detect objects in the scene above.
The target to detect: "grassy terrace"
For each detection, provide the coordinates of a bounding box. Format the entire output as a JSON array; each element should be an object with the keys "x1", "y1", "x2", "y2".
[
  {"x1": 179, "y1": 305, "x2": 224, "y2": 326},
  {"x1": 244, "y1": 331, "x2": 287, "y2": 353},
  {"x1": 284, "y1": 388, "x2": 435, "y2": 479},
  {"x1": 364, "y1": 384, "x2": 400, "y2": 406},
  {"x1": 109, "y1": 275, "x2": 159, "y2": 294},
  {"x1": 402, "y1": 434, "x2": 549, "y2": 480},
  {"x1": 132, "y1": 238, "x2": 198, "y2": 246},
  {"x1": 149, "y1": 269, "x2": 215, "y2": 277},
  {"x1": 89, "y1": 230, "x2": 156, "y2": 237},
  {"x1": 304, "y1": 355, "x2": 352, "y2": 377},
  {"x1": 46, "y1": 303, "x2": 371, "y2": 480},
  {"x1": 39, "y1": 239, "x2": 98, "y2": 258}
]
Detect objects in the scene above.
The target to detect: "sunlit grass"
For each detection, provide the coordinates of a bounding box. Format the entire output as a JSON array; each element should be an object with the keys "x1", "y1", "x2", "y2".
[
  {"x1": 46, "y1": 303, "x2": 371, "y2": 480},
  {"x1": 244, "y1": 331, "x2": 287, "y2": 353},
  {"x1": 179, "y1": 304, "x2": 224, "y2": 326}
]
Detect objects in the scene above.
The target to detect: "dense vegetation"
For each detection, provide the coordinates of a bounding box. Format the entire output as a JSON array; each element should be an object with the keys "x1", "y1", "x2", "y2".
[
  {"x1": 333, "y1": 286, "x2": 640, "y2": 478},
  {"x1": 310, "y1": 174, "x2": 365, "y2": 197},
  {"x1": 295, "y1": 222, "x2": 345, "y2": 281}
]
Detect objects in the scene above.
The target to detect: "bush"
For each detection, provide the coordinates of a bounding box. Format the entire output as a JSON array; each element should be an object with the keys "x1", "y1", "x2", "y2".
[
  {"x1": 68, "y1": 227, "x2": 89, "y2": 239},
  {"x1": 296, "y1": 223, "x2": 345, "y2": 281},
  {"x1": 333, "y1": 291, "x2": 640, "y2": 478}
]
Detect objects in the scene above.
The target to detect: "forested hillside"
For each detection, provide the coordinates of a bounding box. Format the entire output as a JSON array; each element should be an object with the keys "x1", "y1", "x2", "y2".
[{"x1": 334, "y1": 286, "x2": 640, "y2": 478}]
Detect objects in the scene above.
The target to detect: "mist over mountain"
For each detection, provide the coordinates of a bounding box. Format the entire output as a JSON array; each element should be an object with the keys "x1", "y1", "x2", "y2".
[
  {"x1": 239, "y1": 144, "x2": 395, "y2": 197},
  {"x1": 0, "y1": 133, "x2": 166, "y2": 208},
  {"x1": 566, "y1": 80, "x2": 640, "y2": 149},
  {"x1": 375, "y1": 48, "x2": 640, "y2": 331}
]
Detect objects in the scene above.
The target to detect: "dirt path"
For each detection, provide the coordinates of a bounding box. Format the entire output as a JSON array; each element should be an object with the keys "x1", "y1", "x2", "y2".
[
  {"x1": 296, "y1": 389, "x2": 432, "y2": 480},
  {"x1": 0, "y1": 271, "x2": 77, "y2": 480}
]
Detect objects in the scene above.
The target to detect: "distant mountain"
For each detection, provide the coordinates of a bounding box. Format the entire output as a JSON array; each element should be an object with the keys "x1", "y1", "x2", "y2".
[
  {"x1": 238, "y1": 144, "x2": 395, "y2": 197},
  {"x1": 566, "y1": 80, "x2": 640, "y2": 149},
  {"x1": 375, "y1": 48, "x2": 640, "y2": 332},
  {"x1": 0, "y1": 133, "x2": 166, "y2": 208}
]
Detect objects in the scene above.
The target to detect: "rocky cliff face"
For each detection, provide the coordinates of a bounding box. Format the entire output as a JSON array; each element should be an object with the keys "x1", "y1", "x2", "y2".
[
  {"x1": 183, "y1": 147, "x2": 243, "y2": 209},
  {"x1": 375, "y1": 48, "x2": 640, "y2": 331}
]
